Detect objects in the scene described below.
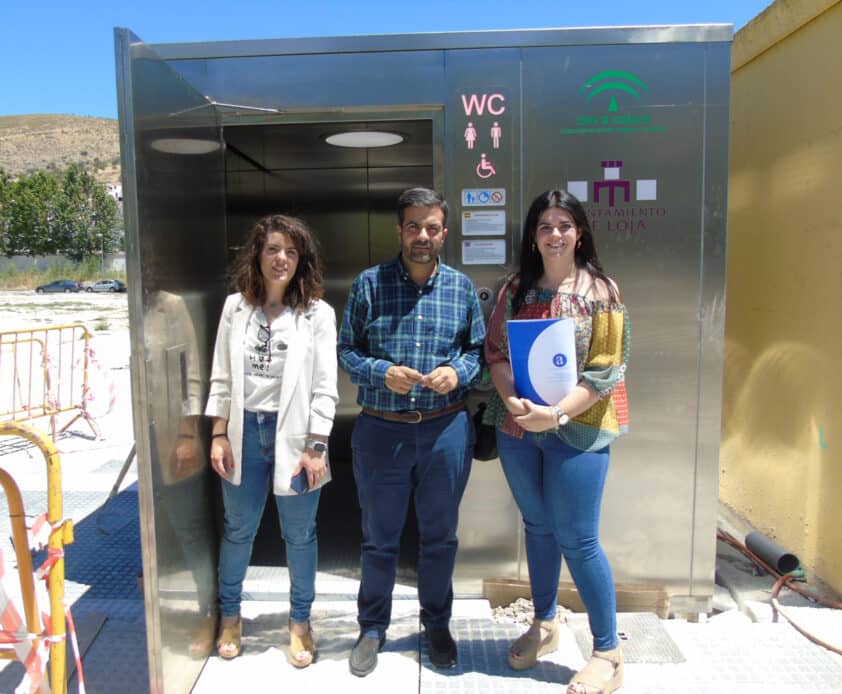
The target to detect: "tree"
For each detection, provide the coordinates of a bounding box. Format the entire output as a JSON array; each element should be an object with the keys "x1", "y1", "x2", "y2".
[
  {"x1": 3, "y1": 171, "x2": 61, "y2": 257},
  {"x1": 0, "y1": 168, "x2": 11, "y2": 255},
  {"x1": 0, "y1": 165, "x2": 119, "y2": 261},
  {"x1": 53, "y1": 164, "x2": 119, "y2": 262}
]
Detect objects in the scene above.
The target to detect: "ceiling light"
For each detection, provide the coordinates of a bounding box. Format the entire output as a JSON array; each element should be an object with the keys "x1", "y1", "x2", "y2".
[
  {"x1": 325, "y1": 131, "x2": 404, "y2": 148},
  {"x1": 149, "y1": 137, "x2": 222, "y2": 154}
]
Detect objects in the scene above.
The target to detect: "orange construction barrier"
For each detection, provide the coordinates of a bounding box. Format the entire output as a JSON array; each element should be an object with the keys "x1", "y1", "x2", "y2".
[
  {"x1": 0, "y1": 324, "x2": 106, "y2": 439},
  {"x1": 0, "y1": 420, "x2": 81, "y2": 694}
]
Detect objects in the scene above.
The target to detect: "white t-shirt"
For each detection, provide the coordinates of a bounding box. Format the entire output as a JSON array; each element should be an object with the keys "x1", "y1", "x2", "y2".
[{"x1": 243, "y1": 306, "x2": 293, "y2": 411}]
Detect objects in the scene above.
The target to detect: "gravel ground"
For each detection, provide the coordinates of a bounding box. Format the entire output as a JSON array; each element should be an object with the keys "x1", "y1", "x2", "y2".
[{"x1": 492, "y1": 597, "x2": 572, "y2": 625}]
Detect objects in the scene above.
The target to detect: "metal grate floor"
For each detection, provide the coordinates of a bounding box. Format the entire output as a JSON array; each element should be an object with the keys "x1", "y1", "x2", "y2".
[{"x1": 567, "y1": 611, "x2": 686, "y2": 664}]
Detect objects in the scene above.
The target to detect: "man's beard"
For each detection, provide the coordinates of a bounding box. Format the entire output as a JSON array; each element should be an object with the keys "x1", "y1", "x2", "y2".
[{"x1": 408, "y1": 244, "x2": 435, "y2": 263}]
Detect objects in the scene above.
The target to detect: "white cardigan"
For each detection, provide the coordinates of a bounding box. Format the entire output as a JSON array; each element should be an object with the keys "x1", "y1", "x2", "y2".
[{"x1": 204, "y1": 293, "x2": 339, "y2": 495}]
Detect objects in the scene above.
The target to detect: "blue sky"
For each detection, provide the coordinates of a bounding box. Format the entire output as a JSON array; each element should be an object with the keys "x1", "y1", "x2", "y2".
[{"x1": 1, "y1": 0, "x2": 772, "y2": 120}]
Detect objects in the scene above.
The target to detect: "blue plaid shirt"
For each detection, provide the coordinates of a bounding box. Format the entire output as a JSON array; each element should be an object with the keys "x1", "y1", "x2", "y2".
[{"x1": 338, "y1": 256, "x2": 486, "y2": 412}]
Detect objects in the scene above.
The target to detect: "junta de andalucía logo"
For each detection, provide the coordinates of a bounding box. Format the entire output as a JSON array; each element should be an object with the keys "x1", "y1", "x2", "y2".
[{"x1": 561, "y1": 70, "x2": 667, "y2": 136}]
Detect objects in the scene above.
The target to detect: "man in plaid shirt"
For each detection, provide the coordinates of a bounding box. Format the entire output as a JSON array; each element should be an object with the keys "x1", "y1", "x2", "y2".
[{"x1": 339, "y1": 187, "x2": 486, "y2": 676}]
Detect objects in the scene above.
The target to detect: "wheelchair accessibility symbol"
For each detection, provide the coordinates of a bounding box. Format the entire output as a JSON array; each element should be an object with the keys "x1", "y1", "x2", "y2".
[{"x1": 476, "y1": 153, "x2": 497, "y2": 179}]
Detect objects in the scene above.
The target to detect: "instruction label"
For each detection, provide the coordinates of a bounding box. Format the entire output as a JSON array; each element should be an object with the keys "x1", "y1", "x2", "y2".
[
  {"x1": 462, "y1": 210, "x2": 505, "y2": 236},
  {"x1": 462, "y1": 239, "x2": 506, "y2": 265}
]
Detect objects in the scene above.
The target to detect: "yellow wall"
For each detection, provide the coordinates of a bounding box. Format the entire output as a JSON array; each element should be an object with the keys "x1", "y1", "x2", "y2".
[{"x1": 723, "y1": 0, "x2": 842, "y2": 592}]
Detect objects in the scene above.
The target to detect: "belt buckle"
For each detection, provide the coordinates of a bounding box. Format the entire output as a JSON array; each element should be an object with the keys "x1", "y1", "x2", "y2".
[{"x1": 404, "y1": 410, "x2": 423, "y2": 424}]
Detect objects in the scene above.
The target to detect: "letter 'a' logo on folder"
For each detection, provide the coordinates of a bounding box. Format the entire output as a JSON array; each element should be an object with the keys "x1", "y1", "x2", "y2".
[{"x1": 507, "y1": 318, "x2": 577, "y2": 405}]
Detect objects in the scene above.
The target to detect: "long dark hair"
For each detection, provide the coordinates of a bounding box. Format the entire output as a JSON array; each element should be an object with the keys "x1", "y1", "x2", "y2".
[
  {"x1": 511, "y1": 189, "x2": 616, "y2": 314},
  {"x1": 229, "y1": 214, "x2": 324, "y2": 311}
]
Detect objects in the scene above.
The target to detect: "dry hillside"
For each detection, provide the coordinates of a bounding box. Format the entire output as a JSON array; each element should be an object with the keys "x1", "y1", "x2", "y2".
[{"x1": 0, "y1": 114, "x2": 120, "y2": 183}]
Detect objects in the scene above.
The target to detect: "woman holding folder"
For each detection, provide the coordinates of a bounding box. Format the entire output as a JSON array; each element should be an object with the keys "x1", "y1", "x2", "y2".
[{"x1": 484, "y1": 189, "x2": 629, "y2": 694}]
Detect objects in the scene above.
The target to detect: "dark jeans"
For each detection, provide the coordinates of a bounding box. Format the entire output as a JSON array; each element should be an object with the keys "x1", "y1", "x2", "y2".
[{"x1": 351, "y1": 410, "x2": 474, "y2": 635}]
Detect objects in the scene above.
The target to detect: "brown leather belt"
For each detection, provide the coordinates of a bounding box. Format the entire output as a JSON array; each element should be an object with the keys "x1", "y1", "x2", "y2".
[{"x1": 362, "y1": 401, "x2": 467, "y2": 424}]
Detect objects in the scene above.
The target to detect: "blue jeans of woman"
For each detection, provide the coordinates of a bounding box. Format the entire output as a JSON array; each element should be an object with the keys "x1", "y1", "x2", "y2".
[
  {"x1": 497, "y1": 429, "x2": 618, "y2": 651},
  {"x1": 218, "y1": 410, "x2": 321, "y2": 622}
]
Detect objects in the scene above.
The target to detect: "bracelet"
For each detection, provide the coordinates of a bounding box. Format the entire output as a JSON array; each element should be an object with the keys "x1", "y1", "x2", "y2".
[
  {"x1": 177, "y1": 434, "x2": 194, "y2": 440},
  {"x1": 211, "y1": 433, "x2": 228, "y2": 439}
]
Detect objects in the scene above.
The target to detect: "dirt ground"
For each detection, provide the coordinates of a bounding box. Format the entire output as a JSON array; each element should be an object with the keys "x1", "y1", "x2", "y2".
[
  {"x1": 0, "y1": 289, "x2": 130, "y2": 333},
  {"x1": 1, "y1": 290, "x2": 132, "y2": 420}
]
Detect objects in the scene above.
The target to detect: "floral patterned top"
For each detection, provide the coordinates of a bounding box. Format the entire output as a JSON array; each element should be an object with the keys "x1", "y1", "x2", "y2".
[{"x1": 483, "y1": 280, "x2": 630, "y2": 452}]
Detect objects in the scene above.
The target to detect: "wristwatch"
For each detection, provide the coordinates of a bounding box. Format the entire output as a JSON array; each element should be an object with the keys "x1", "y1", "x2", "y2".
[
  {"x1": 307, "y1": 440, "x2": 328, "y2": 457},
  {"x1": 551, "y1": 406, "x2": 570, "y2": 427}
]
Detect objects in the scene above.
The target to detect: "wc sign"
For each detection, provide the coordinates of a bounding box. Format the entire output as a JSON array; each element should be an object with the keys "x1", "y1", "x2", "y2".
[{"x1": 461, "y1": 93, "x2": 506, "y2": 116}]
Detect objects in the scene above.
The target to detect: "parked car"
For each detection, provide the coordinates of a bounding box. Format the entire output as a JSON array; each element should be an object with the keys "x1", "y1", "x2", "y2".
[
  {"x1": 35, "y1": 280, "x2": 82, "y2": 294},
  {"x1": 85, "y1": 279, "x2": 126, "y2": 293}
]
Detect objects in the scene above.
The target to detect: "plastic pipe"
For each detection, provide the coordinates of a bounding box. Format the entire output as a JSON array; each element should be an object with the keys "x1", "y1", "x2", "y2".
[{"x1": 745, "y1": 530, "x2": 800, "y2": 574}]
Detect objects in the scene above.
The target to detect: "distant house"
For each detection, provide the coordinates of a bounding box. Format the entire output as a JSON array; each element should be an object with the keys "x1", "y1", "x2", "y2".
[{"x1": 105, "y1": 182, "x2": 123, "y2": 202}]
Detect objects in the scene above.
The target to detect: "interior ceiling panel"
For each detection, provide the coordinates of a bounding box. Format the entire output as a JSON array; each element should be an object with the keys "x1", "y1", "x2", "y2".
[{"x1": 224, "y1": 120, "x2": 432, "y2": 172}]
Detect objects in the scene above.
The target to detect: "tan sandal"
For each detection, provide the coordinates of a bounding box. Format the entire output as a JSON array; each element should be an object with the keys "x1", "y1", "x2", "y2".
[
  {"x1": 288, "y1": 619, "x2": 315, "y2": 668},
  {"x1": 567, "y1": 648, "x2": 624, "y2": 694},
  {"x1": 216, "y1": 617, "x2": 242, "y2": 660},
  {"x1": 507, "y1": 616, "x2": 559, "y2": 670}
]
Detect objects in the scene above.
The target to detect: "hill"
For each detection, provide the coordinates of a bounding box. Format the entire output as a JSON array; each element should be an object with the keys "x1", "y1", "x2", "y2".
[{"x1": 0, "y1": 114, "x2": 120, "y2": 183}]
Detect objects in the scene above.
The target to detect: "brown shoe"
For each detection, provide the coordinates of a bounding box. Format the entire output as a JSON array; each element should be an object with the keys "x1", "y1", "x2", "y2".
[{"x1": 507, "y1": 616, "x2": 560, "y2": 670}]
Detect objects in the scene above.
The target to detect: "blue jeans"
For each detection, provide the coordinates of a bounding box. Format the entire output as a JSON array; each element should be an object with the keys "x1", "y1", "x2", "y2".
[
  {"x1": 218, "y1": 410, "x2": 321, "y2": 622},
  {"x1": 351, "y1": 410, "x2": 473, "y2": 635},
  {"x1": 497, "y1": 430, "x2": 618, "y2": 651}
]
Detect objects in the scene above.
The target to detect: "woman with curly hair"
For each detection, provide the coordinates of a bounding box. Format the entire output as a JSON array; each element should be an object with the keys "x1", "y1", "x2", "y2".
[{"x1": 205, "y1": 214, "x2": 338, "y2": 667}]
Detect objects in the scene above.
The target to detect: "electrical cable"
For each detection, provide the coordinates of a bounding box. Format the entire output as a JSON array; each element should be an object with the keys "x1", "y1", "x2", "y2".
[
  {"x1": 717, "y1": 529, "x2": 842, "y2": 655},
  {"x1": 769, "y1": 574, "x2": 842, "y2": 656}
]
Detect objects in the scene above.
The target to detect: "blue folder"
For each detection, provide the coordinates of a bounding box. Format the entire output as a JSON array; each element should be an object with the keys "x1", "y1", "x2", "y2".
[{"x1": 507, "y1": 317, "x2": 577, "y2": 405}]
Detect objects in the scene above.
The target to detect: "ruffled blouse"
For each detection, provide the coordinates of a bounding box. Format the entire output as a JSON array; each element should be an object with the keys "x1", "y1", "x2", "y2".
[{"x1": 484, "y1": 282, "x2": 630, "y2": 451}]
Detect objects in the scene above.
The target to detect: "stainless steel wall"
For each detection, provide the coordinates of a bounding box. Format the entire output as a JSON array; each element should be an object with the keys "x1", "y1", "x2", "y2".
[
  {"x1": 118, "y1": 25, "x2": 730, "y2": 692},
  {"x1": 116, "y1": 29, "x2": 228, "y2": 694},
  {"x1": 515, "y1": 42, "x2": 731, "y2": 612}
]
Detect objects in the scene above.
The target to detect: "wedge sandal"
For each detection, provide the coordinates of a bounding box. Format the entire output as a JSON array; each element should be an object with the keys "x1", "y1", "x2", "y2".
[
  {"x1": 288, "y1": 619, "x2": 315, "y2": 668},
  {"x1": 507, "y1": 617, "x2": 559, "y2": 670},
  {"x1": 567, "y1": 648, "x2": 624, "y2": 694},
  {"x1": 215, "y1": 617, "x2": 242, "y2": 660}
]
